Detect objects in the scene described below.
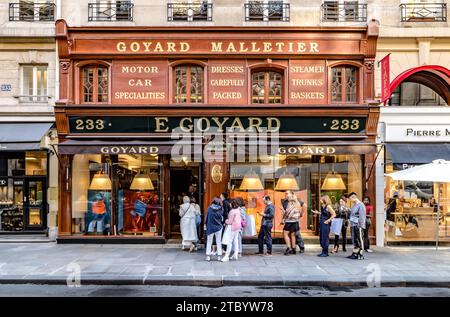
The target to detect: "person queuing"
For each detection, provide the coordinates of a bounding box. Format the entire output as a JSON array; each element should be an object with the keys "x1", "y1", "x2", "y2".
[
  {"x1": 312, "y1": 195, "x2": 336, "y2": 257},
  {"x1": 221, "y1": 199, "x2": 242, "y2": 262},
  {"x1": 282, "y1": 191, "x2": 306, "y2": 254},
  {"x1": 220, "y1": 192, "x2": 232, "y2": 253},
  {"x1": 235, "y1": 197, "x2": 247, "y2": 258},
  {"x1": 204, "y1": 197, "x2": 224, "y2": 261},
  {"x1": 332, "y1": 196, "x2": 350, "y2": 253},
  {"x1": 363, "y1": 196, "x2": 373, "y2": 253},
  {"x1": 348, "y1": 192, "x2": 367, "y2": 260},
  {"x1": 281, "y1": 191, "x2": 301, "y2": 255},
  {"x1": 256, "y1": 195, "x2": 275, "y2": 256},
  {"x1": 179, "y1": 196, "x2": 200, "y2": 252}
]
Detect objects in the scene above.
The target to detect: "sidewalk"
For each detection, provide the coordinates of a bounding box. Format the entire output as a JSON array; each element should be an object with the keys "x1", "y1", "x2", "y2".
[{"x1": 0, "y1": 243, "x2": 449, "y2": 288}]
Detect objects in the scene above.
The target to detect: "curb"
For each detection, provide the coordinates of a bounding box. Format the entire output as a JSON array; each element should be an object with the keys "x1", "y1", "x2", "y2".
[{"x1": 0, "y1": 276, "x2": 449, "y2": 288}]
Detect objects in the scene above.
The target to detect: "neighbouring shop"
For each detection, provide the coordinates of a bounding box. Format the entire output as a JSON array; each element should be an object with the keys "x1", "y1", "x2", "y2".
[
  {"x1": 54, "y1": 20, "x2": 379, "y2": 243},
  {"x1": 0, "y1": 122, "x2": 53, "y2": 233}
]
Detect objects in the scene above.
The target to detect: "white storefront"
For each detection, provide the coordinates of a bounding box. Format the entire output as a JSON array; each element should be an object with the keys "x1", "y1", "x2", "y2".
[{"x1": 375, "y1": 107, "x2": 450, "y2": 246}]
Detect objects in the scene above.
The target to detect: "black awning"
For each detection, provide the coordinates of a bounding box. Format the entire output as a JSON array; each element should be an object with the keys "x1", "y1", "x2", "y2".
[
  {"x1": 386, "y1": 143, "x2": 450, "y2": 164},
  {"x1": 0, "y1": 122, "x2": 53, "y2": 151}
]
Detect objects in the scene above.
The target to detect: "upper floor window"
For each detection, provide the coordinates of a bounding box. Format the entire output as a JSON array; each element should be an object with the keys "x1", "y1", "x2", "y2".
[
  {"x1": 81, "y1": 65, "x2": 108, "y2": 103},
  {"x1": 9, "y1": 1, "x2": 55, "y2": 22},
  {"x1": 400, "y1": 1, "x2": 447, "y2": 22},
  {"x1": 245, "y1": 1, "x2": 290, "y2": 22},
  {"x1": 321, "y1": 1, "x2": 367, "y2": 22},
  {"x1": 168, "y1": 0, "x2": 213, "y2": 22},
  {"x1": 252, "y1": 70, "x2": 283, "y2": 104},
  {"x1": 88, "y1": 0, "x2": 134, "y2": 21},
  {"x1": 331, "y1": 66, "x2": 358, "y2": 103},
  {"x1": 20, "y1": 65, "x2": 48, "y2": 103},
  {"x1": 174, "y1": 65, "x2": 204, "y2": 103}
]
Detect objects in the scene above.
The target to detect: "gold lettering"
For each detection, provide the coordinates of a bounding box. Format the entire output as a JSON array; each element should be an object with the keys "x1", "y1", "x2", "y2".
[
  {"x1": 154, "y1": 42, "x2": 164, "y2": 52},
  {"x1": 248, "y1": 117, "x2": 263, "y2": 132},
  {"x1": 251, "y1": 42, "x2": 260, "y2": 52},
  {"x1": 155, "y1": 117, "x2": 169, "y2": 132},
  {"x1": 130, "y1": 42, "x2": 140, "y2": 52},
  {"x1": 143, "y1": 42, "x2": 152, "y2": 52},
  {"x1": 263, "y1": 42, "x2": 272, "y2": 52},
  {"x1": 117, "y1": 42, "x2": 126, "y2": 52},
  {"x1": 211, "y1": 42, "x2": 223, "y2": 52},
  {"x1": 211, "y1": 117, "x2": 229, "y2": 132},
  {"x1": 167, "y1": 42, "x2": 176, "y2": 52},
  {"x1": 310, "y1": 42, "x2": 319, "y2": 53},
  {"x1": 226, "y1": 42, "x2": 237, "y2": 53},
  {"x1": 230, "y1": 117, "x2": 245, "y2": 132},
  {"x1": 239, "y1": 42, "x2": 248, "y2": 52},
  {"x1": 267, "y1": 117, "x2": 281, "y2": 132},
  {"x1": 179, "y1": 117, "x2": 193, "y2": 133},
  {"x1": 180, "y1": 42, "x2": 190, "y2": 52}
]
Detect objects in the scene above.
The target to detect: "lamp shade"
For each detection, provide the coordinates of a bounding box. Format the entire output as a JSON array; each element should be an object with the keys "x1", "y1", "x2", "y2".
[
  {"x1": 239, "y1": 172, "x2": 264, "y2": 191},
  {"x1": 130, "y1": 172, "x2": 154, "y2": 191},
  {"x1": 321, "y1": 172, "x2": 346, "y2": 190},
  {"x1": 275, "y1": 173, "x2": 299, "y2": 191},
  {"x1": 89, "y1": 172, "x2": 112, "y2": 190}
]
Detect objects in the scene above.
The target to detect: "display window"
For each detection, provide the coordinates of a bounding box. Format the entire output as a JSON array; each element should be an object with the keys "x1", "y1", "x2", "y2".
[
  {"x1": 71, "y1": 154, "x2": 163, "y2": 236},
  {"x1": 385, "y1": 162, "x2": 450, "y2": 242},
  {"x1": 230, "y1": 154, "x2": 363, "y2": 237},
  {"x1": 0, "y1": 151, "x2": 47, "y2": 232}
]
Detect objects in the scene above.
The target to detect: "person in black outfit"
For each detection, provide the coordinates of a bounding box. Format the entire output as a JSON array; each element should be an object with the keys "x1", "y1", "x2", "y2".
[
  {"x1": 220, "y1": 192, "x2": 232, "y2": 251},
  {"x1": 332, "y1": 196, "x2": 350, "y2": 253},
  {"x1": 256, "y1": 195, "x2": 275, "y2": 256}
]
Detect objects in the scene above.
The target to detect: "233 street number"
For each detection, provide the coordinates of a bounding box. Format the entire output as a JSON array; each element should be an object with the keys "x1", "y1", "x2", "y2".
[
  {"x1": 329, "y1": 119, "x2": 360, "y2": 131},
  {"x1": 75, "y1": 119, "x2": 106, "y2": 131}
]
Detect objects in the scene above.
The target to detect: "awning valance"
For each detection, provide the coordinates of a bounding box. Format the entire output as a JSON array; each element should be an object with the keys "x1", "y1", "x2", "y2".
[
  {"x1": 386, "y1": 143, "x2": 450, "y2": 164},
  {"x1": 0, "y1": 122, "x2": 53, "y2": 151}
]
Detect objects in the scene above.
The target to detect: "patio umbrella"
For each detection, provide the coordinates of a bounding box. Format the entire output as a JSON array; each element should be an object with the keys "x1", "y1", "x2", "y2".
[{"x1": 386, "y1": 159, "x2": 450, "y2": 250}]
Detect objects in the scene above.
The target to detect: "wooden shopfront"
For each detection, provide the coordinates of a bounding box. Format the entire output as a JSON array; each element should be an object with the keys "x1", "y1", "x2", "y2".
[{"x1": 54, "y1": 19, "x2": 380, "y2": 243}]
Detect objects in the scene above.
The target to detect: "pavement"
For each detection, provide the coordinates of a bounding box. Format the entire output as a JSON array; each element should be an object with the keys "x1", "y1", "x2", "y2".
[{"x1": 0, "y1": 243, "x2": 449, "y2": 288}]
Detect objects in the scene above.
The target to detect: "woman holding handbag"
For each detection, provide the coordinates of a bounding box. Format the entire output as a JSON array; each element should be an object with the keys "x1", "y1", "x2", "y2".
[
  {"x1": 312, "y1": 195, "x2": 336, "y2": 257},
  {"x1": 179, "y1": 196, "x2": 200, "y2": 252},
  {"x1": 331, "y1": 196, "x2": 350, "y2": 253},
  {"x1": 221, "y1": 199, "x2": 242, "y2": 262},
  {"x1": 235, "y1": 197, "x2": 247, "y2": 257}
]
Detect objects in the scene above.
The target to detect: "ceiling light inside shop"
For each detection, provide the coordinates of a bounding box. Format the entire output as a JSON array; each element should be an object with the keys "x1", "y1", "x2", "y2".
[
  {"x1": 275, "y1": 173, "x2": 300, "y2": 191},
  {"x1": 130, "y1": 172, "x2": 154, "y2": 191},
  {"x1": 240, "y1": 171, "x2": 264, "y2": 191},
  {"x1": 89, "y1": 172, "x2": 112, "y2": 190},
  {"x1": 321, "y1": 172, "x2": 346, "y2": 191}
]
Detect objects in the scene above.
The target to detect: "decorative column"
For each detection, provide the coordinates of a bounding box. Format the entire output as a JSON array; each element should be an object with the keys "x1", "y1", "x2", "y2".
[{"x1": 58, "y1": 154, "x2": 73, "y2": 236}]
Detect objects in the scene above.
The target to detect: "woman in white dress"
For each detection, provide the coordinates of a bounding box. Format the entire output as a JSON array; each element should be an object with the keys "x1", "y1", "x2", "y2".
[{"x1": 179, "y1": 196, "x2": 200, "y2": 252}]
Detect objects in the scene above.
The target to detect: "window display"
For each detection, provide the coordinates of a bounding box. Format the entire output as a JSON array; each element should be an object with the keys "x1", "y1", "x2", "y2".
[
  {"x1": 385, "y1": 163, "x2": 450, "y2": 242},
  {"x1": 230, "y1": 154, "x2": 363, "y2": 237},
  {"x1": 71, "y1": 154, "x2": 162, "y2": 237}
]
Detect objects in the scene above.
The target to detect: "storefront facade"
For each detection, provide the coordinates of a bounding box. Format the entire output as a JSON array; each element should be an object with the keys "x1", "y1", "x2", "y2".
[{"x1": 54, "y1": 19, "x2": 380, "y2": 242}]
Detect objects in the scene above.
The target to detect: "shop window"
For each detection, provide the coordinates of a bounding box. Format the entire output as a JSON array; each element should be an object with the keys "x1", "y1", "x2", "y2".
[
  {"x1": 331, "y1": 66, "x2": 358, "y2": 103},
  {"x1": 229, "y1": 154, "x2": 362, "y2": 237},
  {"x1": 174, "y1": 65, "x2": 204, "y2": 103},
  {"x1": 385, "y1": 161, "x2": 450, "y2": 243},
  {"x1": 20, "y1": 65, "x2": 48, "y2": 103},
  {"x1": 71, "y1": 154, "x2": 162, "y2": 236},
  {"x1": 81, "y1": 65, "x2": 109, "y2": 103},
  {"x1": 388, "y1": 82, "x2": 448, "y2": 106},
  {"x1": 251, "y1": 70, "x2": 283, "y2": 104},
  {"x1": 168, "y1": 0, "x2": 212, "y2": 22},
  {"x1": 25, "y1": 151, "x2": 47, "y2": 176}
]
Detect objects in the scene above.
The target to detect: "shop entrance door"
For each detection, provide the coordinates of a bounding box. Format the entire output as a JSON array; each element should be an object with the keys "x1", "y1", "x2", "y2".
[
  {"x1": 23, "y1": 178, "x2": 46, "y2": 231},
  {"x1": 169, "y1": 164, "x2": 201, "y2": 237}
]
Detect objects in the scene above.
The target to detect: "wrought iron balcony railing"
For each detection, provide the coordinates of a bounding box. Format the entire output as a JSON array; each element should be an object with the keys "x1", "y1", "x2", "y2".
[
  {"x1": 400, "y1": 3, "x2": 447, "y2": 22},
  {"x1": 167, "y1": 2, "x2": 213, "y2": 21},
  {"x1": 9, "y1": 2, "x2": 55, "y2": 22},
  {"x1": 321, "y1": 2, "x2": 367, "y2": 22},
  {"x1": 88, "y1": 1, "x2": 134, "y2": 21},
  {"x1": 245, "y1": 1, "x2": 290, "y2": 21}
]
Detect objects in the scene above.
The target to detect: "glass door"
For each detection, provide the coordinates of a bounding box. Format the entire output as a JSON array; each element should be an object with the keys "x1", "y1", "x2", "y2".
[{"x1": 24, "y1": 178, "x2": 46, "y2": 230}]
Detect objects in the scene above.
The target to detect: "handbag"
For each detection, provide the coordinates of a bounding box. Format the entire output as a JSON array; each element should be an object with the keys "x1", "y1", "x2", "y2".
[
  {"x1": 222, "y1": 225, "x2": 233, "y2": 245},
  {"x1": 195, "y1": 213, "x2": 202, "y2": 226}
]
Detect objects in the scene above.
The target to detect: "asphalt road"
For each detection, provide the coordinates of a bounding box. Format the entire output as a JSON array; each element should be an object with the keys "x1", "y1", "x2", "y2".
[{"x1": 0, "y1": 284, "x2": 448, "y2": 297}]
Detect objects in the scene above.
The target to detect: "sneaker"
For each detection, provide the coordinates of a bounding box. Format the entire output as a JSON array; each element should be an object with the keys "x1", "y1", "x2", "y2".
[
  {"x1": 255, "y1": 251, "x2": 264, "y2": 255},
  {"x1": 189, "y1": 245, "x2": 195, "y2": 252},
  {"x1": 216, "y1": 256, "x2": 222, "y2": 261},
  {"x1": 264, "y1": 252, "x2": 272, "y2": 257},
  {"x1": 299, "y1": 247, "x2": 305, "y2": 254},
  {"x1": 365, "y1": 249, "x2": 373, "y2": 253},
  {"x1": 318, "y1": 253, "x2": 329, "y2": 257},
  {"x1": 221, "y1": 256, "x2": 229, "y2": 262},
  {"x1": 205, "y1": 256, "x2": 211, "y2": 262},
  {"x1": 284, "y1": 248, "x2": 291, "y2": 255}
]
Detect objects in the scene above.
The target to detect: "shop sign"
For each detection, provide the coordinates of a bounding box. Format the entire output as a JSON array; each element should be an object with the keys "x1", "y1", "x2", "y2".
[
  {"x1": 386, "y1": 124, "x2": 450, "y2": 142},
  {"x1": 13, "y1": 180, "x2": 23, "y2": 186},
  {"x1": 100, "y1": 146, "x2": 159, "y2": 155},
  {"x1": 278, "y1": 146, "x2": 336, "y2": 155},
  {"x1": 69, "y1": 116, "x2": 366, "y2": 134}
]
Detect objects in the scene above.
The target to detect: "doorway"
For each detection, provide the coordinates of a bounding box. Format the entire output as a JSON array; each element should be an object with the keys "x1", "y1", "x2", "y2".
[{"x1": 169, "y1": 163, "x2": 201, "y2": 236}]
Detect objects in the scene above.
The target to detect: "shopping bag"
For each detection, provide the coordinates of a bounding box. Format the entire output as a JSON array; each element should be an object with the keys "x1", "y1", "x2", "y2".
[
  {"x1": 330, "y1": 218, "x2": 343, "y2": 236},
  {"x1": 243, "y1": 214, "x2": 257, "y2": 236},
  {"x1": 222, "y1": 225, "x2": 233, "y2": 245},
  {"x1": 395, "y1": 227, "x2": 403, "y2": 237}
]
